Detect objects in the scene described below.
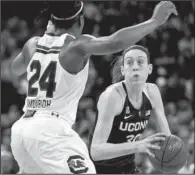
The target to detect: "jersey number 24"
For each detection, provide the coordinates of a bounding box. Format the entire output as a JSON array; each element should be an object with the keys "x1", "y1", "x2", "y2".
[{"x1": 28, "y1": 60, "x2": 57, "y2": 98}]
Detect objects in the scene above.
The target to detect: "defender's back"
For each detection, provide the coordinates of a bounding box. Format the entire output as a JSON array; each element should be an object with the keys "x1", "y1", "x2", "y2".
[{"x1": 23, "y1": 33, "x2": 89, "y2": 125}]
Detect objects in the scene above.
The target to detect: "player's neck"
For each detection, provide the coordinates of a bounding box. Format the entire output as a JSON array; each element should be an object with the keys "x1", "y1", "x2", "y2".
[
  {"x1": 124, "y1": 80, "x2": 145, "y2": 102},
  {"x1": 46, "y1": 26, "x2": 77, "y2": 37}
]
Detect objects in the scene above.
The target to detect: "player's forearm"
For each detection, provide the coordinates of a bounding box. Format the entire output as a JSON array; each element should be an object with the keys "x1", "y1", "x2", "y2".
[
  {"x1": 157, "y1": 119, "x2": 171, "y2": 135},
  {"x1": 91, "y1": 142, "x2": 139, "y2": 161},
  {"x1": 111, "y1": 19, "x2": 158, "y2": 51}
]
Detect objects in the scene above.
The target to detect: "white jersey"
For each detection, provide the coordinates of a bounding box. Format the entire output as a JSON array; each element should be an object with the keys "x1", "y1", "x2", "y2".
[{"x1": 23, "y1": 33, "x2": 89, "y2": 125}]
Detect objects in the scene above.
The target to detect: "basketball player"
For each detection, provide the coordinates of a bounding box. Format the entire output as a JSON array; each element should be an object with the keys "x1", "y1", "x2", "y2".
[
  {"x1": 10, "y1": 1, "x2": 177, "y2": 174},
  {"x1": 89, "y1": 45, "x2": 172, "y2": 174}
]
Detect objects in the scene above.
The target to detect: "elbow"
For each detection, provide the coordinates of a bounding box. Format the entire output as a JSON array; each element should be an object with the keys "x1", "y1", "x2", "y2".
[
  {"x1": 11, "y1": 63, "x2": 19, "y2": 76},
  {"x1": 11, "y1": 61, "x2": 25, "y2": 76},
  {"x1": 11, "y1": 62, "x2": 17, "y2": 75},
  {"x1": 90, "y1": 144, "x2": 104, "y2": 161}
]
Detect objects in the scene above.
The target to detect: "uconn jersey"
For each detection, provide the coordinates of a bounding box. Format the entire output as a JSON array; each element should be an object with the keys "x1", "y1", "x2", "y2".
[
  {"x1": 23, "y1": 33, "x2": 89, "y2": 125},
  {"x1": 90, "y1": 82, "x2": 152, "y2": 174}
]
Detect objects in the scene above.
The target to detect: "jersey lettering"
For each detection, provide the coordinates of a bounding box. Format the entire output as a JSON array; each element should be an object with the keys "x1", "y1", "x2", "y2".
[
  {"x1": 26, "y1": 99, "x2": 51, "y2": 108},
  {"x1": 119, "y1": 120, "x2": 148, "y2": 132}
]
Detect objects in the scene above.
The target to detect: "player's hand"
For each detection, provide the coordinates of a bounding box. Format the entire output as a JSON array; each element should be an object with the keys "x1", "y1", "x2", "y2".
[
  {"x1": 137, "y1": 133, "x2": 166, "y2": 158},
  {"x1": 151, "y1": 1, "x2": 178, "y2": 26}
]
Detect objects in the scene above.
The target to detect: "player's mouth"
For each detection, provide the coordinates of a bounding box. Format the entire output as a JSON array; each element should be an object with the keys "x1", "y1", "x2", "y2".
[{"x1": 132, "y1": 74, "x2": 140, "y2": 78}]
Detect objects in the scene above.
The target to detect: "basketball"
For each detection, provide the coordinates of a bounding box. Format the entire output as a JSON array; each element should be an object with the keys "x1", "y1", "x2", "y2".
[{"x1": 149, "y1": 134, "x2": 189, "y2": 173}]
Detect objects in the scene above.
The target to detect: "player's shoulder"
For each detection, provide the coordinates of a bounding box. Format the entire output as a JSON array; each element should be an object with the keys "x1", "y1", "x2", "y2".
[
  {"x1": 22, "y1": 36, "x2": 40, "y2": 59},
  {"x1": 98, "y1": 82, "x2": 124, "y2": 115},
  {"x1": 26, "y1": 36, "x2": 40, "y2": 45},
  {"x1": 65, "y1": 34, "x2": 76, "y2": 43},
  {"x1": 24, "y1": 36, "x2": 40, "y2": 50},
  {"x1": 64, "y1": 34, "x2": 95, "y2": 52},
  {"x1": 144, "y1": 83, "x2": 162, "y2": 107},
  {"x1": 99, "y1": 82, "x2": 124, "y2": 102},
  {"x1": 73, "y1": 34, "x2": 96, "y2": 44},
  {"x1": 145, "y1": 83, "x2": 160, "y2": 95},
  {"x1": 145, "y1": 83, "x2": 158, "y2": 90}
]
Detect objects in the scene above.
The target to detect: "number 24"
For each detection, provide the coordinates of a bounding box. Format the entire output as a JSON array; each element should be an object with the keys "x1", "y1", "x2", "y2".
[{"x1": 28, "y1": 60, "x2": 57, "y2": 98}]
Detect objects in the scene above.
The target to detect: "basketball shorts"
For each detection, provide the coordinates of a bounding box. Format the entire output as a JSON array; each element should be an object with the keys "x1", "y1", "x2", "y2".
[{"x1": 10, "y1": 111, "x2": 96, "y2": 174}]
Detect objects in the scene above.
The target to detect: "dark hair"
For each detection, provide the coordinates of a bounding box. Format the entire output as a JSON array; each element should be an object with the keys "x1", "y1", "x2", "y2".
[
  {"x1": 111, "y1": 45, "x2": 150, "y2": 83},
  {"x1": 36, "y1": 1, "x2": 84, "y2": 29},
  {"x1": 111, "y1": 56, "x2": 124, "y2": 83}
]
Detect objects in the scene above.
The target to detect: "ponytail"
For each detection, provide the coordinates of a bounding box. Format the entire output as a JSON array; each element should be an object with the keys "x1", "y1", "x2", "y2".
[{"x1": 111, "y1": 56, "x2": 124, "y2": 84}]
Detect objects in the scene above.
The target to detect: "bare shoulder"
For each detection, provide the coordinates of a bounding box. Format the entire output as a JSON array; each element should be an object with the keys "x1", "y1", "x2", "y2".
[
  {"x1": 145, "y1": 83, "x2": 162, "y2": 107},
  {"x1": 24, "y1": 36, "x2": 40, "y2": 54},
  {"x1": 68, "y1": 34, "x2": 96, "y2": 44},
  {"x1": 101, "y1": 82, "x2": 124, "y2": 100},
  {"x1": 22, "y1": 36, "x2": 40, "y2": 64},
  {"x1": 61, "y1": 34, "x2": 93, "y2": 53},
  {"x1": 72, "y1": 34, "x2": 96, "y2": 46},
  {"x1": 64, "y1": 34, "x2": 76, "y2": 44},
  {"x1": 145, "y1": 83, "x2": 159, "y2": 94},
  {"x1": 98, "y1": 83, "x2": 123, "y2": 115},
  {"x1": 25, "y1": 36, "x2": 40, "y2": 49}
]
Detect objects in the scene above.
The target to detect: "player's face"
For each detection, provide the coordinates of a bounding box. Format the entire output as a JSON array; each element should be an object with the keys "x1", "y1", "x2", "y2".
[{"x1": 121, "y1": 49, "x2": 152, "y2": 84}]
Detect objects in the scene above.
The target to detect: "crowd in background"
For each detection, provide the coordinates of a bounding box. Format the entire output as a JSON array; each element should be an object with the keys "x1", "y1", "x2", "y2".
[{"x1": 1, "y1": 1, "x2": 194, "y2": 174}]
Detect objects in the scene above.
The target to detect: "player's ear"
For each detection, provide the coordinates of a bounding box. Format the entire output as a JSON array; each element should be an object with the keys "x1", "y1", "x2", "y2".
[
  {"x1": 148, "y1": 64, "x2": 153, "y2": 75},
  {"x1": 47, "y1": 20, "x2": 54, "y2": 30},
  {"x1": 79, "y1": 15, "x2": 84, "y2": 29},
  {"x1": 121, "y1": 65, "x2": 124, "y2": 76}
]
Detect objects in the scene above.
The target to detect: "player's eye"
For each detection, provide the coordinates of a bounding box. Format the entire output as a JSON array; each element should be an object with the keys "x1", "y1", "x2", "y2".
[
  {"x1": 127, "y1": 60, "x2": 133, "y2": 65},
  {"x1": 138, "y1": 60, "x2": 144, "y2": 65}
]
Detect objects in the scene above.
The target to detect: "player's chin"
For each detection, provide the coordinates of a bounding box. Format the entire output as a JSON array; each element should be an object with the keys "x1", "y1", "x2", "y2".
[{"x1": 130, "y1": 78, "x2": 145, "y2": 84}]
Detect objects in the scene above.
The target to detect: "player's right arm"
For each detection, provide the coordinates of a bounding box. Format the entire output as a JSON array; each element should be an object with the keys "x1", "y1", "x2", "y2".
[
  {"x1": 90, "y1": 87, "x2": 166, "y2": 161},
  {"x1": 11, "y1": 37, "x2": 40, "y2": 76},
  {"x1": 75, "y1": 1, "x2": 178, "y2": 56},
  {"x1": 90, "y1": 87, "x2": 139, "y2": 160}
]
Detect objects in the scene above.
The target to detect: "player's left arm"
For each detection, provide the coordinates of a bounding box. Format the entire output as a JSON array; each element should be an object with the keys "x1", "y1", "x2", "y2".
[
  {"x1": 11, "y1": 37, "x2": 40, "y2": 76},
  {"x1": 147, "y1": 83, "x2": 171, "y2": 135}
]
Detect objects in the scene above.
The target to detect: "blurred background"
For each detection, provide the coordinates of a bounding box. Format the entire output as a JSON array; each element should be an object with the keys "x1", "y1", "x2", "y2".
[{"x1": 1, "y1": 1, "x2": 194, "y2": 174}]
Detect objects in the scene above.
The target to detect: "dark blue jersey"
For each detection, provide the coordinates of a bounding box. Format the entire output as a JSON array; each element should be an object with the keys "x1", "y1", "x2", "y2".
[{"x1": 89, "y1": 82, "x2": 152, "y2": 174}]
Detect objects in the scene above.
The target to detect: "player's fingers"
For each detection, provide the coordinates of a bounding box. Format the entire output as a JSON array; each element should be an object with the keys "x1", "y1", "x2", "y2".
[
  {"x1": 167, "y1": 2, "x2": 178, "y2": 16},
  {"x1": 173, "y1": 7, "x2": 178, "y2": 16},
  {"x1": 156, "y1": 1, "x2": 166, "y2": 8},
  {"x1": 157, "y1": 1, "x2": 165, "y2": 6},
  {"x1": 149, "y1": 137, "x2": 166, "y2": 143},
  {"x1": 147, "y1": 144, "x2": 161, "y2": 150},
  {"x1": 164, "y1": 1, "x2": 172, "y2": 8},
  {"x1": 146, "y1": 149, "x2": 155, "y2": 158},
  {"x1": 148, "y1": 133, "x2": 167, "y2": 138}
]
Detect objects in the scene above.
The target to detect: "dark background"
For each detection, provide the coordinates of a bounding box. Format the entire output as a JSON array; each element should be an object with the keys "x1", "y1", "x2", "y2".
[{"x1": 1, "y1": 1, "x2": 194, "y2": 174}]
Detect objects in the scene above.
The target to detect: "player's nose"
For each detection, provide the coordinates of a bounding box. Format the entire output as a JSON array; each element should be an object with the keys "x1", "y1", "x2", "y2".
[{"x1": 132, "y1": 63, "x2": 139, "y2": 71}]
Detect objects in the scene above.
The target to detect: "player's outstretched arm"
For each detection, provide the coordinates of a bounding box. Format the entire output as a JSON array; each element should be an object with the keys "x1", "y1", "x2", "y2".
[
  {"x1": 146, "y1": 83, "x2": 171, "y2": 135},
  {"x1": 11, "y1": 37, "x2": 40, "y2": 75},
  {"x1": 77, "y1": 1, "x2": 178, "y2": 56}
]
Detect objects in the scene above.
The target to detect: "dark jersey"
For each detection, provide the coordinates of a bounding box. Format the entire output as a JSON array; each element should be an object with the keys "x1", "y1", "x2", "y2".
[{"x1": 89, "y1": 82, "x2": 153, "y2": 174}]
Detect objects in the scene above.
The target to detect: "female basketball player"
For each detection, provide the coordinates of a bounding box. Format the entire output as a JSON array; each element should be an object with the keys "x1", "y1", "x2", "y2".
[
  {"x1": 90, "y1": 45, "x2": 172, "y2": 173},
  {"x1": 11, "y1": 1, "x2": 177, "y2": 174}
]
